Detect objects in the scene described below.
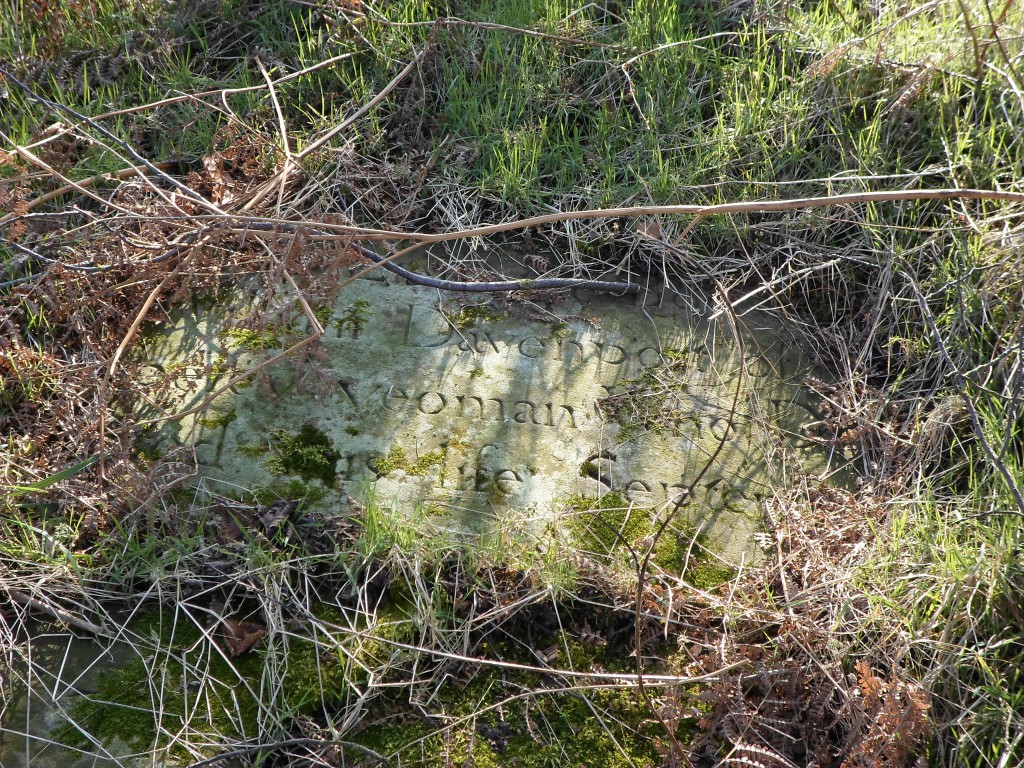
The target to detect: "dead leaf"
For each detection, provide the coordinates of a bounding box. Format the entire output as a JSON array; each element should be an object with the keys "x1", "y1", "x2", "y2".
[
  {"x1": 260, "y1": 499, "x2": 298, "y2": 533},
  {"x1": 203, "y1": 154, "x2": 231, "y2": 205},
  {"x1": 578, "y1": 622, "x2": 607, "y2": 647},
  {"x1": 537, "y1": 645, "x2": 560, "y2": 663},
  {"x1": 222, "y1": 618, "x2": 266, "y2": 657}
]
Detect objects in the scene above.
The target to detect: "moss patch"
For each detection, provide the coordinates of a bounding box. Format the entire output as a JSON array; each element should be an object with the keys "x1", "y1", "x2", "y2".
[
  {"x1": 53, "y1": 610, "x2": 267, "y2": 758},
  {"x1": 565, "y1": 493, "x2": 734, "y2": 587},
  {"x1": 598, "y1": 349, "x2": 690, "y2": 441},
  {"x1": 371, "y1": 444, "x2": 445, "y2": 477},
  {"x1": 450, "y1": 302, "x2": 504, "y2": 329},
  {"x1": 251, "y1": 478, "x2": 328, "y2": 506},
  {"x1": 224, "y1": 326, "x2": 283, "y2": 351},
  {"x1": 333, "y1": 299, "x2": 371, "y2": 336},
  {"x1": 54, "y1": 604, "x2": 357, "y2": 760},
  {"x1": 237, "y1": 441, "x2": 269, "y2": 458},
  {"x1": 351, "y1": 637, "x2": 663, "y2": 768},
  {"x1": 196, "y1": 407, "x2": 236, "y2": 429},
  {"x1": 263, "y1": 424, "x2": 339, "y2": 486}
]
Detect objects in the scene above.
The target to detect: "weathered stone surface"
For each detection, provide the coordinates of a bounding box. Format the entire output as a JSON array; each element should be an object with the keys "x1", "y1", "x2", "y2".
[
  {"x1": 137, "y1": 270, "x2": 842, "y2": 564},
  {"x1": 0, "y1": 628, "x2": 157, "y2": 768}
]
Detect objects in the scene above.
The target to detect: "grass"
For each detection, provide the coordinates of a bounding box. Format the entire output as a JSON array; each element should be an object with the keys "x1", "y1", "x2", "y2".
[
  {"x1": 565, "y1": 491, "x2": 736, "y2": 588},
  {"x1": 864, "y1": 451, "x2": 1024, "y2": 766},
  {"x1": 2, "y1": 0, "x2": 1024, "y2": 765}
]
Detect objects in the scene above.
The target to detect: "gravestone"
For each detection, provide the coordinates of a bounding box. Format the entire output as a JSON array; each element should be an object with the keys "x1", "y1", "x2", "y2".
[
  {"x1": 137, "y1": 268, "x2": 844, "y2": 565},
  {"x1": 0, "y1": 624, "x2": 147, "y2": 768}
]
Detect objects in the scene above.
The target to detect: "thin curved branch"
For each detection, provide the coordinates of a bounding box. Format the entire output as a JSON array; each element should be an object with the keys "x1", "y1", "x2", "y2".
[
  {"x1": 354, "y1": 244, "x2": 639, "y2": 294},
  {"x1": 264, "y1": 187, "x2": 1024, "y2": 245},
  {"x1": 236, "y1": 222, "x2": 641, "y2": 295}
]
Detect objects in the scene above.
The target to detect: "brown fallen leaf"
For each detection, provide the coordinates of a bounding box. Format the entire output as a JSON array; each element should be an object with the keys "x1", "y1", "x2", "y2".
[
  {"x1": 537, "y1": 645, "x2": 560, "y2": 663},
  {"x1": 222, "y1": 618, "x2": 266, "y2": 657},
  {"x1": 260, "y1": 500, "x2": 299, "y2": 534}
]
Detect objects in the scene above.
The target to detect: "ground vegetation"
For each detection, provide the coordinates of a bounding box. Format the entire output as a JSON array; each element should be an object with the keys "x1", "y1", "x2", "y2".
[{"x1": 1, "y1": 1, "x2": 1023, "y2": 766}]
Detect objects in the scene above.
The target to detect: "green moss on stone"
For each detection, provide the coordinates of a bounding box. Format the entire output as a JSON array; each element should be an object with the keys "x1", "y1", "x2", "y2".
[
  {"x1": 597, "y1": 348, "x2": 691, "y2": 441},
  {"x1": 136, "y1": 320, "x2": 165, "y2": 346},
  {"x1": 371, "y1": 445, "x2": 444, "y2": 477},
  {"x1": 313, "y1": 304, "x2": 334, "y2": 327},
  {"x1": 549, "y1": 322, "x2": 570, "y2": 339},
  {"x1": 688, "y1": 560, "x2": 737, "y2": 590},
  {"x1": 238, "y1": 441, "x2": 269, "y2": 458},
  {"x1": 565, "y1": 494, "x2": 733, "y2": 586},
  {"x1": 451, "y1": 302, "x2": 503, "y2": 329},
  {"x1": 566, "y1": 491, "x2": 647, "y2": 555},
  {"x1": 134, "y1": 424, "x2": 165, "y2": 462},
  {"x1": 263, "y1": 424, "x2": 339, "y2": 486},
  {"x1": 196, "y1": 407, "x2": 236, "y2": 429},
  {"x1": 207, "y1": 354, "x2": 232, "y2": 380},
  {"x1": 333, "y1": 299, "x2": 370, "y2": 336},
  {"x1": 191, "y1": 293, "x2": 219, "y2": 312},
  {"x1": 225, "y1": 326, "x2": 283, "y2": 351}
]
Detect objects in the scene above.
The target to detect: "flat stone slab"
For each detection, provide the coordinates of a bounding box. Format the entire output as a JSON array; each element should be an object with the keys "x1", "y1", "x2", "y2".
[{"x1": 138, "y1": 270, "x2": 843, "y2": 564}]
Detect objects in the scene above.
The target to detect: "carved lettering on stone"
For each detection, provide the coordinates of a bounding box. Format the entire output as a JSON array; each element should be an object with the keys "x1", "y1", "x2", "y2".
[{"x1": 140, "y1": 277, "x2": 843, "y2": 564}]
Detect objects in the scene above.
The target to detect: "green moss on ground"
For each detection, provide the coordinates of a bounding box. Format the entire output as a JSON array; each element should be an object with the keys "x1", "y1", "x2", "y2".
[
  {"x1": 6, "y1": 0, "x2": 1023, "y2": 762},
  {"x1": 53, "y1": 610, "x2": 267, "y2": 757},
  {"x1": 352, "y1": 637, "x2": 664, "y2": 768},
  {"x1": 53, "y1": 603, "x2": 366, "y2": 759},
  {"x1": 251, "y1": 478, "x2": 328, "y2": 506}
]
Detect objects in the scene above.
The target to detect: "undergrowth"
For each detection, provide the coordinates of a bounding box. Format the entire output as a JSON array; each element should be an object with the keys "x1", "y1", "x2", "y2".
[{"x1": 1, "y1": 0, "x2": 1023, "y2": 766}]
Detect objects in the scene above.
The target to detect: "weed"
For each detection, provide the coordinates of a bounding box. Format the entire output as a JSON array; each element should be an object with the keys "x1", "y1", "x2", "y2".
[
  {"x1": 333, "y1": 298, "x2": 371, "y2": 337},
  {"x1": 0, "y1": 347, "x2": 61, "y2": 413},
  {"x1": 2, "y1": 0, "x2": 1024, "y2": 765}
]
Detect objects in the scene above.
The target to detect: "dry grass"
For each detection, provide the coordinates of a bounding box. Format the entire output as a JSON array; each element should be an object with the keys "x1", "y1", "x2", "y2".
[{"x1": 2, "y1": 0, "x2": 1024, "y2": 766}]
